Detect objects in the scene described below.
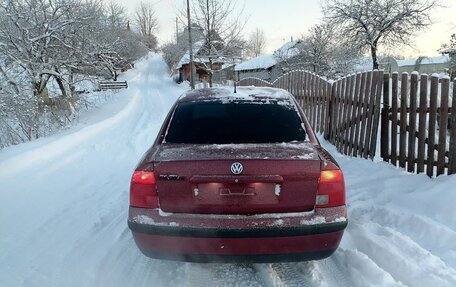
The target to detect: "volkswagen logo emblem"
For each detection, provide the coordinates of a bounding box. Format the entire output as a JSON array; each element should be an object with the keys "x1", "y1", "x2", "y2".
[{"x1": 230, "y1": 162, "x2": 243, "y2": 175}]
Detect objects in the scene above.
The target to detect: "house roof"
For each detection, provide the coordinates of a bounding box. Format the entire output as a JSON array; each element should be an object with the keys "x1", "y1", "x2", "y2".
[
  {"x1": 273, "y1": 40, "x2": 303, "y2": 59},
  {"x1": 177, "y1": 40, "x2": 205, "y2": 69},
  {"x1": 235, "y1": 40, "x2": 304, "y2": 72},
  {"x1": 177, "y1": 40, "x2": 241, "y2": 69},
  {"x1": 354, "y1": 55, "x2": 451, "y2": 72},
  {"x1": 397, "y1": 55, "x2": 450, "y2": 66},
  {"x1": 234, "y1": 54, "x2": 277, "y2": 71}
]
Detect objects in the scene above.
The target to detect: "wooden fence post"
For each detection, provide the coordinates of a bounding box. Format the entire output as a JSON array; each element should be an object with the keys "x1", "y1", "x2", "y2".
[
  {"x1": 407, "y1": 73, "x2": 418, "y2": 172},
  {"x1": 360, "y1": 72, "x2": 372, "y2": 157},
  {"x1": 449, "y1": 80, "x2": 456, "y2": 175},
  {"x1": 427, "y1": 75, "x2": 439, "y2": 177},
  {"x1": 337, "y1": 77, "x2": 348, "y2": 152},
  {"x1": 363, "y1": 70, "x2": 378, "y2": 159},
  {"x1": 353, "y1": 73, "x2": 367, "y2": 157},
  {"x1": 399, "y1": 73, "x2": 408, "y2": 168},
  {"x1": 330, "y1": 81, "x2": 338, "y2": 144},
  {"x1": 324, "y1": 82, "x2": 333, "y2": 140},
  {"x1": 437, "y1": 78, "x2": 449, "y2": 176},
  {"x1": 369, "y1": 70, "x2": 384, "y2": 160},
  {"x1": 348, "y1": 73, "x2": 362, "y2": 156},
  {"x1": 343, "y1": 75, "x2": 355, "y2": 155},
  {"x1": 417, "y1": 74, "x2": 428, "y2": 174},
  {"x1": 390, "y1": 73, "x2": 399, "y2": 166},
  {"x1": 381, "y1": 73, "x2": 390, "y2": 161}
]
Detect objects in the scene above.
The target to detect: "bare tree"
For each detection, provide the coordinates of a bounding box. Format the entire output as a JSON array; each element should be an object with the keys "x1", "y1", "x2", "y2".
[
  {"x1": 161, "y1": 24, "x2": 205, "y2": 71},
  {"x1": 323, "y1": 0, "x2": 438, "y2": 69},
  {"x1": 245, "y1": 28, "x2": 266, "y2": 58},
  {"x1": 181, "y1": 0, "x2": 247, "y2": 86},
  {"x1": 135, "y1": 2, "x2": 159, "y2": 50},
  {"x1": 106, "y1": 1, "x2": 128, "y2": 29}
]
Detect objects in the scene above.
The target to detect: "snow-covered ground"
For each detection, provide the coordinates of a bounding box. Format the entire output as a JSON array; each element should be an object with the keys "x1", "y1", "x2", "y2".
[{"x1": 1, "y1": 54, "x2": 455, "y2": 287}]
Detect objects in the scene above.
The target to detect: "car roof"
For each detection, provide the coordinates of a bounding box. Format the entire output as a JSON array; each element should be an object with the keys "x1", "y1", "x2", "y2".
[{"x1": 177, "y1": 86, "x2": 294, "y2": 103}]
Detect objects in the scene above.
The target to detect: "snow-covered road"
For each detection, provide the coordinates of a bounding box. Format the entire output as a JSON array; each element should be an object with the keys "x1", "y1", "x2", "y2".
[{"x1": 1, "y1": 54, "x2": 455, "y2": 287}]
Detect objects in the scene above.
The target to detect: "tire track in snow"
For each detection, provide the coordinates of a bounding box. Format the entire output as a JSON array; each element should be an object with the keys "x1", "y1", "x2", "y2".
[
  {"x1": 211, "y1": 264, "x2": 264, "y2": 287},
  {"x1": 313, "y1": 257, "x2": 353, "y2": 287},
  {"x1": 183, "y1": 264, "x2": 217, "y2": 287},
  {"x1": 253, "y1": 263, "x2": 314, "y2": 287}
]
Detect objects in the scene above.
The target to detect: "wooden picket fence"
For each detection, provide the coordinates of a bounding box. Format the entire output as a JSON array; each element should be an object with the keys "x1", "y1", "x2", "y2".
[
  {"x1": 381, "y1": 73, "x2": 456, "y2": 177},
  {"x1": 238, "y1": 70, "x2": 385, "y2": 160},
  {"x1": 238, "y1": 70, "x2": 456, "y2": 177}
]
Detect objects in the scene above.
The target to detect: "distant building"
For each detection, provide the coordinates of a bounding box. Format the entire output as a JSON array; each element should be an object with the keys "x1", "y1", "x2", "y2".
[
  {"x1": 355, "y1": 55, "x2": 451, "y2": 75},
  {"x1": 177, "y1": 41, "x2": 217, "y2": 83},
  {"x1": 397, "y1": 56, "x2": 450, "y2": 74},
  {"x1": 177, "y1": 40, "x2": 241, "y2": 83},
  {"x1": 212, "y1": 64, "x2": 237, "y2": 83},
  {"x1": 234, "y1": 54, "x2": 277, "y2": 81},
  {"x1": 235, "y1": 40, "x2": 309, "y2": 82}
]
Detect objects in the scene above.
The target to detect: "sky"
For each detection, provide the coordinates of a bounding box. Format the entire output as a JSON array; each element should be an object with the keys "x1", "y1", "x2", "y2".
[{"x1": 121, "y1": 0, "x2": 456, "y2": 59}]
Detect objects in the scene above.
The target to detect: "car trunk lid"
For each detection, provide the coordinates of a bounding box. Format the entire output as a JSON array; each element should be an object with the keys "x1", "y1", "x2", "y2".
[{"x1": 153, "y1": 142, "x2": 321, "y2": 214}]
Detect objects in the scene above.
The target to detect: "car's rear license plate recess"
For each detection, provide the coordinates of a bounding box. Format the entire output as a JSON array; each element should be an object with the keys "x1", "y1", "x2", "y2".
[{"x1": 194, "y1": 183, "x2": 279, "y2": 205}]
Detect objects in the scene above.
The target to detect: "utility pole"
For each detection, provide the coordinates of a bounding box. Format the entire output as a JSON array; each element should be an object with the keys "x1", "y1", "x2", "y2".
[
  {"x1": 186, "y1": 0, "x2": 195, "y2": 89},
  {"x1": 175, "y1": 17, "x2": 179, "y2": 44}
]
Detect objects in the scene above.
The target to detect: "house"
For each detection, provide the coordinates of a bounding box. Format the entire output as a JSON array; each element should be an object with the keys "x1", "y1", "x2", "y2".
[
  {"x1": 177, "y1": 39, "x2": 242, "y2": 84},
  {"x1": 177, "y1": 41, "x2": 223, "y2": 83},
  {"x1": 355, "y1": 55, "x2": 451, "y2": 75},
  {"x1": 212, "y1": 63, "x2": 237, "y2": 83},
  {"x1": 234, "y1": 54, "x2": 277, "y2": 81},
  {"x1": 397, "y1": 56, "x2": 450, "y2": 74},
  {"x1": 235, "y1": 40, "x2": 308, "y2": 82}
]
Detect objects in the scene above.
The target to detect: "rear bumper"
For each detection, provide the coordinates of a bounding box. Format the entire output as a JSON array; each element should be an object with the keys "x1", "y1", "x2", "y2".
[{"x1": 128, "y1": 206, "x2": 347, "y2": 263}]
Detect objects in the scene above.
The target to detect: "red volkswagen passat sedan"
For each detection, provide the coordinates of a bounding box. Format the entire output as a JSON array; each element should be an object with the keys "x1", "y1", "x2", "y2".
[{"x1": 128, "y1": 87, "x2": 347, "y2": 263}]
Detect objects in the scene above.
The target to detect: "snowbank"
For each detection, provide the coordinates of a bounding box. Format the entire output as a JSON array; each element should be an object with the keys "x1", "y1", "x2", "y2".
[{"x1": 319, "y1": 135, "x2": 456, "y2": 286}]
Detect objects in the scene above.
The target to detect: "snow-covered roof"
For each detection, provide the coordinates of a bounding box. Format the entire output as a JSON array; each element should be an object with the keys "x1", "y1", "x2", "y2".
[
  {"x1": 234, "y1": 55, "x2": 277, "y2": 71},
  {"x1": 235, "y1": 40, "x2": 304, "y2": 72},
  {"x1": 177, "y1": 41, "x2": 205, "y2": 69},
  {"x1": 397, "y1": 55, "x2": 450, "y2": 66},
  {"x1": 354, "y1": 55, "x2": 451, "y2": 72},
  {"x1": 273, "y1": 40, "x2": 303, "y2": 59}
]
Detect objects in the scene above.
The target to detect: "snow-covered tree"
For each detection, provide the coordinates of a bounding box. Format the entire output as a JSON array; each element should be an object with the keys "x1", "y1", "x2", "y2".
[
  {"x1": 440, "y1": 33, "x2": 456, "y2": 79},
  {"x1": 0, "y1": 0, "x2": 147, "y2": 147},
  {"x1": 323, "y1": 0, "x2": 438, "y2": 69},
  {"x1": 0, "y1": 0, "x2": 79, "y2": 98},
  {"x1": 300, "y1": 23, "x2": 359, "y2": 77},
  {"x1": 106, "y1": 1, "x2": 128, "y2": 29}
]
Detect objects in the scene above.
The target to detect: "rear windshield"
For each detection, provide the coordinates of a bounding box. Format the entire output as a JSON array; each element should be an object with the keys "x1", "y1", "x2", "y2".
[{"x1": 164, "y1": 100, "x2": 306, "y2": 144}]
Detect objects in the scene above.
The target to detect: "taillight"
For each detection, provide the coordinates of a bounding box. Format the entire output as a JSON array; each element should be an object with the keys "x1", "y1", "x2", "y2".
[
  {"x1": 130, "y1": 171, "x2": 158, "y2": 208},
  {"x1": 316, "y1": 170, "x2": 345, "y2": 208}
]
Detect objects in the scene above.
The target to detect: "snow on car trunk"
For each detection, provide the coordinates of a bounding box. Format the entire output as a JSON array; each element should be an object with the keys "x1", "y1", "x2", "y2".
[{"x1": 153, "y1": 143, "x2": 321, "y2": 214}]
